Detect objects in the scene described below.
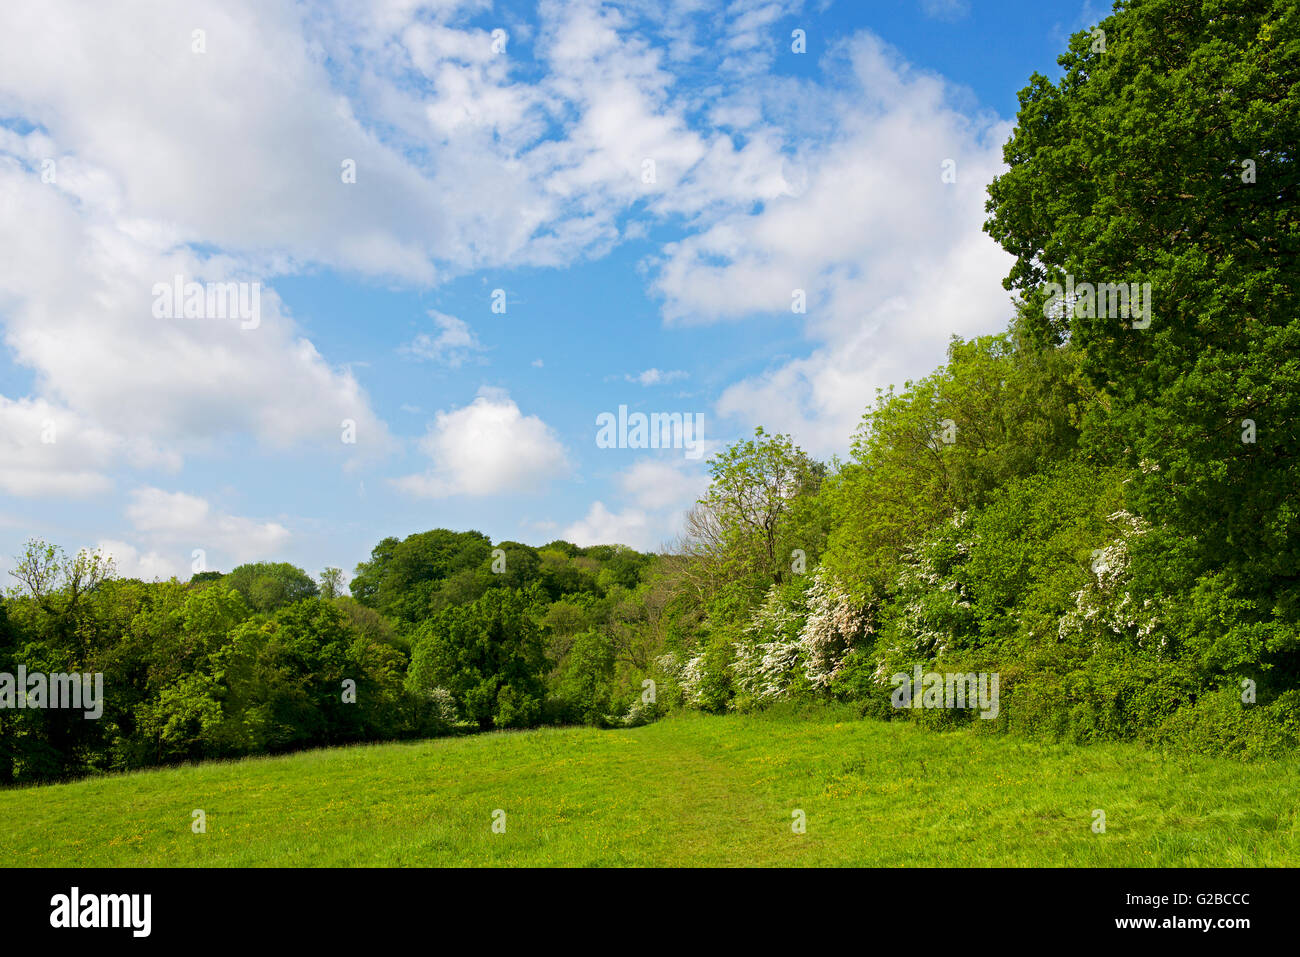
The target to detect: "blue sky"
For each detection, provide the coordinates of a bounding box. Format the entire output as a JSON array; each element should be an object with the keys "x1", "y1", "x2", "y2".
[{"x1": 0, "y1": 0, "x2": 1110, "y2": 585}]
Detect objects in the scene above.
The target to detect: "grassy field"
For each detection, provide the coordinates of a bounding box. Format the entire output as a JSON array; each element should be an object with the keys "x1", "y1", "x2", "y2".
[{"x1": 2, "y1": 708, "x2": 1297, "y2": 866}]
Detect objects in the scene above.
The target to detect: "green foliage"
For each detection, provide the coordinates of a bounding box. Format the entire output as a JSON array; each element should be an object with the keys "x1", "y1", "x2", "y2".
[
  {"x1": 223, "y1": 562, "x2": 319, "y2": 614},
  {"x1": 985, "y1": 0, "x2": 1300, "y2": 625},
  {"x1": 406, "y1": 587, "x2": 548, "y2": 731},
  {"x1": 350, "y1": 529, "x2": 493, "y2": 623},
  {"x1": 318, "y1": 567, "x2": 344, "y2": 599},
  {"x1": 690, "y1": 427, "x2": 826, "y2": 597},
  {"x1": 823, "y1": 333, "x2": 1086, "y2": 598},
  {"x1": 551, "y1": 628, "x2": 616, "y2": 726},
  {"x1": 960, "y1": 460, "x2": 1127, "y2": 652},
  {"x1": 1, "y1": 527, "x2": 661, "y2": 784}
]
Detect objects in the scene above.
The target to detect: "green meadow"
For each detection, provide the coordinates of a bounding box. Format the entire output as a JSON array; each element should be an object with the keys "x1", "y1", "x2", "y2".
[{"x1": 2, "y1": 709, "x2": 1296, "y2": 867}]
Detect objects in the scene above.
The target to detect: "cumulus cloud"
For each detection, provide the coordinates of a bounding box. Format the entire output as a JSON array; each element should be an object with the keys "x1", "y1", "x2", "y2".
[
  {"x1": 92, "y1": 487, "x2": 293, "y2": 580},
  {"x1": 0, "y1": 0, "x2": 793, "y2": 289},
  {"x1": 564, "y1": 457, "x2": 709, "y2": 550},
  {"x1": 0, "y1": 134, "x2": 391, "y2": 480},
  {"x1": 618, "y1": 458, "x2": 709, "y2": 511},
  {"x1": 393, "y1": 387, "x2": 571, "y2": 498},
  {"x1": 95, "y1": 539, "x2": 187, "y2": 582},
  {"x1": 124, "y1": 487, "x2": 291, "y2": 564},
  {"x1": 0, "y1": 0, "x2": 809, "y2": 501},
  {"x1": 0, "y1": 1, "x2": 448, "y2": 281},
  {"x1": 651, "y1": 33, "x2": 1015, "y2": 454},
  {"x1": 564, "y1": 502, "x2": 651, "y2": 550},
  {"x1": 0, "y1": 0, "x2": 1025, "y2": 553},
  {"x1": 0, "y1": 396, "x2": 174, "y2": 497}
]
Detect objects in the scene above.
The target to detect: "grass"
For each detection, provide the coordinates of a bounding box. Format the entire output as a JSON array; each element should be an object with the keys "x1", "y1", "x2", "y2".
[{"x1": 2, "y1": 708, "x2": 1297, "y2": 866}]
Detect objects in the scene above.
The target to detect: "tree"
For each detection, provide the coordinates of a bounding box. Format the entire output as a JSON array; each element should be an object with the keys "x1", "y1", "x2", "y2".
[
  {"x1": 824, "y1": 332, "x2": 1086, "y2": 596},
  {"x1": 7, "y1": 539, "x2": 115, "y2": 613},
  {"x1": 319, "y1": 567, "x2": 345, "y2": 599},
  {"x1": 487, "y1": 541, "x2": 541, "y2": 591},
  {"x1": 688, "y1": 428, "x2": 825, "y2": 595},
  {"x1": 223, "y1": 562, "x2": 318, "y2": 614},
  {"x1": 537, "y1": 548, "x2": 598, "y2": 601},
  {"x1": 553, "y1": 628, "x2": 616, "y2": 725},
  {"x1": 405, "y1": 587, "x2": 548, "y2": 730},
  {"x1": 6, "y1": 539, "x2": 116, "y2": 653},
  {"x1": 984, "y1": 0, "x2": 1300, "y2": 606},
  {"x1": 351, "y1": 529, "x2": 493, "y2": 622}
]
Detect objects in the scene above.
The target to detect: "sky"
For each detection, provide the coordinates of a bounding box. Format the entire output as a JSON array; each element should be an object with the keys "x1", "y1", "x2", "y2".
[{"x1": 0, "y1": 0, "x2": 1110, "y2": 586}]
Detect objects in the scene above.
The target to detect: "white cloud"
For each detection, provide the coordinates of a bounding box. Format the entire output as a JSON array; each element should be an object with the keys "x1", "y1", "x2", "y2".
[
  {"x1": 563, "y1": 502, "x2": 652, "y2": 550},
  {"x1": 0, "y1": 0, "x2": 806, "y2": 498},
  {"x1": 919, "y1": 0, "x2": 971, "y2": 22},
  {"x1": 0, "y1": 396, "x2": 176, "y2": 497},
  {"x1": 627, "y1": 368, "x2": 688, "y2": 386},
  {"x1": 564, "y1": 456, "x2": 709, "y2": 550},
  {"x1": 0, "y1": 2, "x2": 1026, "y2": 538},
  {"x1": 0, "y1": 138, "x2": 391, "y2": 482},
  {"x1": 651, "y1": 33, "x2": 1015, "y2": 454},
  {"x1": 393, "y1": 387, "x2": 571, "y2": 498},
  {"x1": 401, "y1": 310, "x2": 485, "y2": 367},
  {"x1": 0, "y1": 1, "x2": 451, "y2": 281},
  {"x1": 618, "y1": 458, "x2": 709, "y2": 511},
  {"x1": 95, "y1": 539, "x2": 187, "y2": 582},
  {"x1": 92, "y1": 487, "x2": 290, "y2": 583},
  {"x1": 124, "y1": 486, "x2": 291, "y2": 567},
  {"x1": 0, "y1": 0, "x2": 788, "y2": 290}
]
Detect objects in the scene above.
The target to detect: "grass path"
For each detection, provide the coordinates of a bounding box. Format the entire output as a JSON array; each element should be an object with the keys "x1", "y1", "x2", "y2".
[{"x1": 2, "y1": 711, "x2": 1296, "y2": 866}]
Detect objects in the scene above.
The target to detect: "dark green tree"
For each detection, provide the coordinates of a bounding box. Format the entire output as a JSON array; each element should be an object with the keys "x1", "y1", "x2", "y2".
[
  {"x1": 553, "y1": 628, "x2": 616, "y2": 726},
  {"x1": 223, "y1": 562, "x2": 319, "y2": 614},
  {"x1": 351, "y1": 529, "x2": 493, "y2": 622},
  {"x1": 984, "y1": 0, "x2": 1300, "y2": 607},
  {"x1": 405, "y1": 587, "x2": 548, "y2": 730}
]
